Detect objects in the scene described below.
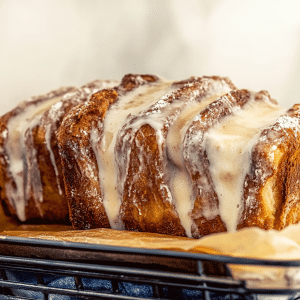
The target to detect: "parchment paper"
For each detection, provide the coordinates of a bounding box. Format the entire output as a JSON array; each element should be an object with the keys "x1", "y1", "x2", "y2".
[{"x1": 2, "y1": 204, "x2": 300, "y2": 289}]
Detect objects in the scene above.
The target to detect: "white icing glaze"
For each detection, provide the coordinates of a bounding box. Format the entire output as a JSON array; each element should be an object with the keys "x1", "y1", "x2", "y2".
[
  {"x1": 166, "y1": 85, "x2": 232, "y2": 237},
  {"x1": 43, "y1": 80, "x2": 118, "y2": 197},
  {"x1": 116, "y1": 78, "x2": 233, "y2": 236},
  {"x1": 167, "y1": 95, "x2": 227, "y2": 170},
  {"x1": 5, "y1": 95, "x2": 63, "y2": 221},
  {"x1": 45, "y1": 123, "x2": 63, "y2": 195},
  {"x1": 92, "y1": 80, "x2": 173, "y2": 228},
  {"x1": 204, "y1": 94, "x2": 286, "y2": 232}
]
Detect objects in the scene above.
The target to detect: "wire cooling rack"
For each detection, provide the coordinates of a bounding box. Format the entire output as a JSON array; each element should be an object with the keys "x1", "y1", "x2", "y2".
[{"x1": 0, "y1": 236, "x2": 299, "y2": 299}]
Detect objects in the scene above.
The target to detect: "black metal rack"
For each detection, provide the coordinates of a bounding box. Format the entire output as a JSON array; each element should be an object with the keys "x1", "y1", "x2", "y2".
[{"x1": 0, "y1": 236, "x2": 299, "y2": 299}]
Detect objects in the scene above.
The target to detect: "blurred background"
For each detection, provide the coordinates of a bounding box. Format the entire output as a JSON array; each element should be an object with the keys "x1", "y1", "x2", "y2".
[{"x1": 0, "y1": 0, "x2": 300, "y2": 114}]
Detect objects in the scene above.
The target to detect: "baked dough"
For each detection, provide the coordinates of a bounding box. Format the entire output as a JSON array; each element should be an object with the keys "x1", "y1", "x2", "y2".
[
  {"x1": 57, "y1": 74, "x2": 238, "y2": 235},
  {"x1": 3, "y1": 73, "x2": 300, "y2": 238},
  {"x1": 0, "y1": 80, "x2": 118, "y2": 223}
]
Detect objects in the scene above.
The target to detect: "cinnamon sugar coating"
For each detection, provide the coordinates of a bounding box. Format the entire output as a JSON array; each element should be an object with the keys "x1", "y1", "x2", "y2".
[
  {"x1": 183, "y1": 89, "x2": 275, "y2": 237},
  {"x1": 240, "y1": 104, "x2": 300, "y2": 230},
  {"x1": 57, "y1": 75, "x2": 158, "y2": 229},
  {"x1": 117, "y1": 76, "x2": 235, "y2": 236},
  {"x1": 58, "y1": 74, "x2": 300, "y2": 237},
  {"x1": 58, "y1": 74, "x2": 240, "y2": 236},
  {"x1": 0, "y1": 80, "x2": 117, "y2": 223},
  {"x1": 3, "y1": 73, "x2": 300, "y2": 239},
  {"x1": 0, "y1": 86, "x2": 75, "y2": 222}
]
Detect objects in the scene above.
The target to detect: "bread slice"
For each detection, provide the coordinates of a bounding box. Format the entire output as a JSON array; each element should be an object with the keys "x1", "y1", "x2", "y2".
[
  {"x1": 0, "y1": 86, "x2": 75, "y2": 222},
  {"x1": 183, "y1": 89, "x2": 300, "y2": 237},
  {"x1": 58, "y1": 74, "x2": 300, "y2": 238},
  {"x1": 58, "y1": 74, "x2": 171, "y2": 230},
  {"x1": 57, "y1": 74, "x2": 236, "y2": 236},
  {"x1": 240, "y1": 103, "x2": 300, "y2": 231},
  {"x1": 0, "y1": 80, "x2": 117, "y2": 223},
  {"x1": 117, "y1": 76, "x2": 235, "y2": 236}
]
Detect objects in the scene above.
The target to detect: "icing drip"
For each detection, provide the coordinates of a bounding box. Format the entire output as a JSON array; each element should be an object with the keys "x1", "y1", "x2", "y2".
[
  {"x1": 118, "y1": 77, "x2": 233, "y2": 236},
  {"x1": 5, "y1": 95, "x2": 64, "y2": 221},
  {"x1": 45, "y1": 123, "x2": 63, "y2": 195},
  {"x1": 204, "y1": 94, "x2": 286, "y2": 232},
  {"x1": 91, "y1": 80, "x2": 173, "y2": 228},
  {"x1": 43, "y1": 80, "x2": 118, "y2": 197},
  {"x1": 166, "y1": 83, "x2": 233, "y2": 237}
]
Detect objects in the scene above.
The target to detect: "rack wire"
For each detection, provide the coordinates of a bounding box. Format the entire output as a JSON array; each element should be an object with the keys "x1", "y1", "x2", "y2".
[{"x1": 0, "y1": 236, "x2": 299, "y2": 299}]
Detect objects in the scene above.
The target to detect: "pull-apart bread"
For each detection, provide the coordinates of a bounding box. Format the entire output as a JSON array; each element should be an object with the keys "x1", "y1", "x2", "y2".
[
  {"x1": 57, "y1": 74, "x2": 300, "y2": 237},
  {"x1": 2, "y1": 73, "x2": 300, "y2": 239},
  {"x1": 57, "y1": 74, "x2": 236, "y2": 234},
  {"x1": 0, "y1": 80, "x2": 118, "y2": 223},
  {"x1": 184, "y1": 90, "x2": 300, "y2": 237}
]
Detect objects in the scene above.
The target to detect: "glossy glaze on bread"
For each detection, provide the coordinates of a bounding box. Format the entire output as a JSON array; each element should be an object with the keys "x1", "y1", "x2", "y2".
[
  {"x1": 57, "y1": 75, "x2": 238, "y2": 235},
  {"x1": 184, "y1": 90, "x2": 285, "y2": 236},
  {"x1": 116, "y1": 76, "x2": 235, "y2": 236},
  {"x1": 3, "y1": 73, "x2": 300, "y2": 238},
  {"x1": 0, "y1": 80, "x2": 118, "y2": 223},
  {"x1": 57, "y1": 74, "x2": 300, "y2": 237}
]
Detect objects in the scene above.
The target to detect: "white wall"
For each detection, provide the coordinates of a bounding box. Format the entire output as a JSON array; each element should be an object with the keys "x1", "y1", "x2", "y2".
[{"x1": 0, "y1": 0, "x2": 300, "y2": 114}]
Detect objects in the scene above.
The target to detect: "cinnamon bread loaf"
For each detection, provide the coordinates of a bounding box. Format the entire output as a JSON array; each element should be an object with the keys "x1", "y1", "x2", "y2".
[
  {"x1": 57, "y1": 74, "x2": 300, "y2": 237},
  {"x1": 3, "y1": 73, "x2": 300, "y2": 238}
]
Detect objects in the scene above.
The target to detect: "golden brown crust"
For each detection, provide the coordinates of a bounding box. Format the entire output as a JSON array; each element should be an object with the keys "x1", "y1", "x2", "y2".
[
  {"x1": 0, "y1": 80, "x2": 118, "y2": 224},
  {"x1": 0, "y1": 86, "x2": 75, "y2": 222},
  {"x1": 120, "y1": 74, "x2": 159, "y2": 91},
  {"x1": 182, "y1": 89, "x2": 287, "y2": 237},
  {"x1": 279, "y1": 106, "x2": 300, "y2": 228},
  {"x1": 30, "y1": 80, "x2": 118, "y2": 223},
  {"x1": 184, "y1": 90, "x2": 251, "y2": 237},
  {"x1": 59, "y1": 75, "x2": 240, "y2": 235},
  {"x1": 30, "y1": 124, "x2": 70, "y2": 222},
  {"x1": 32, "y1": 74, "x2": 300, "y2": 239},
  {"x1": 172, "y1": 76, "x2": 236, "y2": 91},
  {"x1": 57, "y1": 74, "x2": 159, "y2": 229},
  {"x1": 117, "y1": 77, "x2": 235, "y2": 236},
  {"x1": 57, "y1": 90, "x2": 117, "y2": 229},
  {"x1": 239, "y1": 104, "x2": 300, "y2": 230},
  {"x1": 119, "y1": 124, "x2": 187, "y2": 236}
]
